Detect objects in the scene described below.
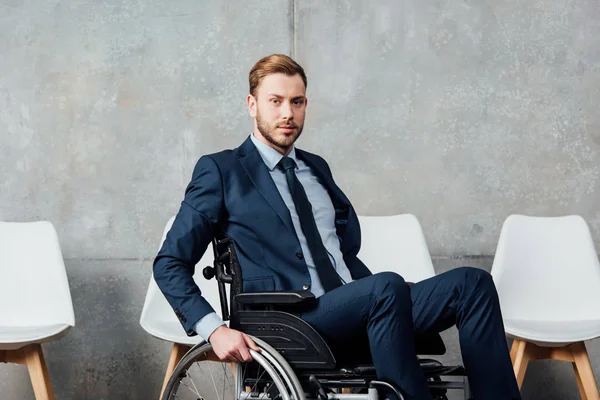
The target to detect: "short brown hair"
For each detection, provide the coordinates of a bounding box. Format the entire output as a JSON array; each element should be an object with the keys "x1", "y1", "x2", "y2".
[{"x1": 249, "y1": 54, "x2": 307, "y2": 98}]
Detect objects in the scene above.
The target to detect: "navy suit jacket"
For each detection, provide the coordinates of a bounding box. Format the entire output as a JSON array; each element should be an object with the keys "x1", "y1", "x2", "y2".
[{"x1": 153, "y1": 136, "x2": 372, "y2": 335}]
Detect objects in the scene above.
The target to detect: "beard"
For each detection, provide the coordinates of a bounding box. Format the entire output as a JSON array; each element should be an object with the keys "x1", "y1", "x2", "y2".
[{"x1": 256, "y1": 109, "x2": 304, "y2": 151}]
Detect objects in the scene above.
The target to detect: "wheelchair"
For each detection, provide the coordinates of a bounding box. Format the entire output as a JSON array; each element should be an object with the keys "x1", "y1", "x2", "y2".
[{"x1": 162, "y1": 236, "x2": 471, "y2": 400}]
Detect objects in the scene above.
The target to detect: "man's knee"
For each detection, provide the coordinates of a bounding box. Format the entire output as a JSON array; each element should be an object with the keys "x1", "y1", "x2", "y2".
[
  {"x1": 452, "y1": 266, "x2": 497, "y2": 297},
  {"x1": 371, "y1": 271, "x2": 411, "y2": 300},
  {"x1": 363, "y1": 273, "x2": 414, "y2": 327}
]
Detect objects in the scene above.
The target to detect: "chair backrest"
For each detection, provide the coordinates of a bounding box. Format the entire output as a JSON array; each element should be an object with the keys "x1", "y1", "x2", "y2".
[
  {"x1": 0, "y1": 221, "x2": 75, "y2": 327},
  {"x1": 140, "y1": 216, "x2": 221, "y2": 340},
  {"x1": 491, "y1": 214, "x2": 600, "y2": 321},
  {"x1": 357, "y1": 214, "x2": 435, "y2": 283}
]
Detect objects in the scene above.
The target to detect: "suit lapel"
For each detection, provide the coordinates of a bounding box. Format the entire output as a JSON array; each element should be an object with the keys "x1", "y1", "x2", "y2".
[
  {"x1": 295, "y1": 149, "x2": 350, "y2": 208},
  {"x1": 237, "y1": 138, "x2": 295, "y2": 233},
  {"x1": 236, "y1": 138, "x2": 356, "y2": 245}
]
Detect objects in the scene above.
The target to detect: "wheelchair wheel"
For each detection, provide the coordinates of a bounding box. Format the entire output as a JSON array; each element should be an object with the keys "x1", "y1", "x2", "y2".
[{"x1": 162, "y1": 336, "x2": 306, "y2": 400}]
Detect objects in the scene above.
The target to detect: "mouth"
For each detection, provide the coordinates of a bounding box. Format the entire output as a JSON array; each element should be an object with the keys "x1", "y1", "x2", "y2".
[{"x1": 278, "y1": 125, "x2": 297, "y2": 131}]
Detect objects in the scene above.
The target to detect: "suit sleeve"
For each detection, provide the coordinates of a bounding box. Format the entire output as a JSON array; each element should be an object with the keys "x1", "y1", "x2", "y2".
[{"x1": 153, "y1": 155, "x2": 225, "y2": 336}]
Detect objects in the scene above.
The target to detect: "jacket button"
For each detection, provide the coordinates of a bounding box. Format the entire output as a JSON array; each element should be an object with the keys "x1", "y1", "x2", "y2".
[
  {"x1": 296, "y1": 252, "x2": 303, "y2": 260},
  {"x1": 302, "y1": 284, "x2": 309, "y2": 290}
]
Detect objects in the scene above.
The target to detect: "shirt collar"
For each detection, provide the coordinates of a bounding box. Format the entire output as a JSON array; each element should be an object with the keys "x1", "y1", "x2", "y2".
[{"x1": 250, "y1": 133, "x2": 298, "y2": 171}]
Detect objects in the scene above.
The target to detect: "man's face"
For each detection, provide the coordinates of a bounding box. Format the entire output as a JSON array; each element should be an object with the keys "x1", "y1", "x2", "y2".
[{"x1": 247, "y1": 73, "x2": 307, "y2": 154}]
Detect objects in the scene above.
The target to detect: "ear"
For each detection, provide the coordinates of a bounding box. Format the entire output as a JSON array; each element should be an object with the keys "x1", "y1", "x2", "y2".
[{"x1": 246, "y1": 94, "x2": 257, "y2": 118}]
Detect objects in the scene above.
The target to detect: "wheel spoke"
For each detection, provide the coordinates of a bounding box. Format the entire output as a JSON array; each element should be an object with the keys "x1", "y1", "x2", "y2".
[
  {"x1": 180, "y1": 374, "x2": 201, "y2": 398},
  {"x1": 249, "y1": 364, "x2": 268, "y2": 395},
  {"x1": 188, "y1": 366, "x2": 201, "y2": 396},
  {"x1": 221, "y1": 362, "x2": 227, "y2": 397},
  {"x1": 207, "y1": 359, "x2": 222, "y2": 400}
]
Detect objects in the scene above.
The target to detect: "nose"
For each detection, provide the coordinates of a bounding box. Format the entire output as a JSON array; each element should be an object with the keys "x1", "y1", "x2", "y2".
[{"x1": 280, "y1": 101, "x2": 293, "y2": 120}]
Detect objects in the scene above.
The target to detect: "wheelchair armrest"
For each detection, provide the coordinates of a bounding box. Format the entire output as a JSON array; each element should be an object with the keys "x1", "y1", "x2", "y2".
[{"x1": 235, "y1": 290, "x2": 316, "y2": 305}]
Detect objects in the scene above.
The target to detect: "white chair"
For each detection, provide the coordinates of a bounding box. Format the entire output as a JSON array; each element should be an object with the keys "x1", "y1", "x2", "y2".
[
  {"x1": 490, "y1": 214, "x2": 600, "y2": 398},
  {"x1": 140, "y1": 216, "x2": 223, "y2": 398},
  {"x1": 0, "y1": 221, "x2": 75, "y2": 400},
  {"x1": 357, "y1": 214, "x2": 436, "y2": 282},
  {"x1": 353, "y1": 214, "x2": 453, "y2": 396}
]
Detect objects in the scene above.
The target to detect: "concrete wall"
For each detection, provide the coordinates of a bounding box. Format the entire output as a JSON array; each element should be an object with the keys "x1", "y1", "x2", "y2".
[{"x1": 1, "y1": 0, "x2": 599, "y2": 399}]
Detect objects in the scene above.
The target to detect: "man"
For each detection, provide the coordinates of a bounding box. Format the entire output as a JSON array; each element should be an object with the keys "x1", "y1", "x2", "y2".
[{"x1": 153, "y1": 54, "x2": 521, "y2": 400}]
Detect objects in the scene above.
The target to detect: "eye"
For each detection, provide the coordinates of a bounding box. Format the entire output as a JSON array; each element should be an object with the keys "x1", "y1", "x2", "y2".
[
  {"x1": 293, "y1": 99, "x2": 305, "y2": 105},
  {"x1": 271, "y1": 99, "x2": 280, "y2": 104}
]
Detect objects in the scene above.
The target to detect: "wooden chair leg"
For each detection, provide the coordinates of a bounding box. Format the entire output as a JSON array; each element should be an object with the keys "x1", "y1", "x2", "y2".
[
  {"x1": 160, "y1": 343, "x2": 191, "y2": 399},
  {"x1": 570, "y1": 342, "x2": 600, "y2": 400},
  {"x1": 574, "y1": 361, "x2": 589, "y2": 400},
  {"x1": 24, "y1": 344, "x2": 55, "y2": 400},
  {"x1": 511, "y1": 339, "x2": 532, "y2": 388},
  {"x1": 510, "y1": 339, "x2": 599, "y2": 399},
  {"x1": 510, "y1": 339, "x2": 519, "y2": 364}
]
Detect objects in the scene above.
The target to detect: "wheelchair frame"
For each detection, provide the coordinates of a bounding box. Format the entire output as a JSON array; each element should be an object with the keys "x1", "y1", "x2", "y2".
[{"x1": 185, "y1": 235, "x2": 471, "y2": 400}]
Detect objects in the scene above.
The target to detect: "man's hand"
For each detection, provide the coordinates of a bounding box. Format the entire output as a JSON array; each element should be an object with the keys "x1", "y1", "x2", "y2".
[{"x1": 208, "y1": 325, "x2": 260, "y2": 363}]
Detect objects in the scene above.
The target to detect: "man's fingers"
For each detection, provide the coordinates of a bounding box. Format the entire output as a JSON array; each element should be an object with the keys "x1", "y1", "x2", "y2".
[
  {"x1": 239, "y1": 344, "x2": 252, "y2": 362},
  {"x1": 222, "y1": 351, "x2": 236, "y2": 363},
  {"x1": 217, "y1": 345, "x2": 238, "y2": 363},
  {"x1": 243, "y1": 334, "x2": 260, "y2": 352},
  {"x1": 215, "y1": 349, "x2": 229, "y2": 362},
  {"x1": 211, "y1": 329, "x2": 256, "y2": 363}
]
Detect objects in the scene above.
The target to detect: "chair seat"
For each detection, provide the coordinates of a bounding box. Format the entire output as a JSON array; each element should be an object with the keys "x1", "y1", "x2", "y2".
[
  {"x1": 141, "y1": 320, "x2": 208, "y2": 346},
  {"x1": 505, "y1": 318, "x2": 600, "y2": 346},
  {"x1": 0, "y1": 324, "x2": 72, "y2": 350}
]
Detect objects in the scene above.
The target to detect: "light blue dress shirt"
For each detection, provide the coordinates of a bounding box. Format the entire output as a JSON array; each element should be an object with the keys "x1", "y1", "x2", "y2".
[{"x1": 194, "y1": 134, "x2": 354, "y2": 341}]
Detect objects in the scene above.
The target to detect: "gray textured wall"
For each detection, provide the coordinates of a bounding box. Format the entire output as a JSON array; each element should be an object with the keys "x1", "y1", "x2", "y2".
[{"x1": 1, "y1": 0, "x2": 599, "y2": 399}]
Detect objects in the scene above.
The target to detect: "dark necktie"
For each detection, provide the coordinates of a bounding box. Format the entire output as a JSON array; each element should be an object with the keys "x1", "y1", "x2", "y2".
[{"x1": 278, "y1": 156, "x2": 343, "y2": 292}]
